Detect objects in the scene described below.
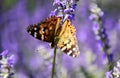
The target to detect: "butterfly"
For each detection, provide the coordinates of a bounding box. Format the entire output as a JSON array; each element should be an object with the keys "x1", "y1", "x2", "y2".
[{"x1": 27, "y1": 16, "x2": 80, "y2": 57}]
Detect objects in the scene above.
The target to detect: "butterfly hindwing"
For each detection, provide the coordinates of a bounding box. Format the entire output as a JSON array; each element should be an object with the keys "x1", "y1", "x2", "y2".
[{"x1": 56, "y1": 20, "x2": 80, "y2": 57}]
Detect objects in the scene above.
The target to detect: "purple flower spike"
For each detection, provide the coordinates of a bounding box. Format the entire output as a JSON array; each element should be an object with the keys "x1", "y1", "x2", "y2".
[
  {"x1": 53, "y1": 0, "x2": 60, "y2": 6},
  {"x1": 7, "y1": 55, "x2": 15, "y2": 68},
  {"x1": 0, "y1": 50, "x2": 15, "y2": 78},
  {"x1": 64, "y1": 8, "x2": 71, "y2": 14},
  {"x1": 1, "y1": 50, "x2": 8, "y2": 57},
  {"x1": 89, "y1": 2, "x2": 112, "y2": 67},
  {"x1": 71, "y1": 4, "x2": 77, "y2": 9},
  {"x1": 106, "y1": 60, "x2": 120, "y2": 78},
  {"x1": 106, "y1": 71, "x2": 112, "y2": 78},
  {"x1": 51, "y1": 0, "x2": 79, "y2": 21},
  {"x1": 49, "y1": 9, "x2": 57, "y2": 17},
  {"x1": 68, "y1": 14, "x2": 75, "y2": 20}
]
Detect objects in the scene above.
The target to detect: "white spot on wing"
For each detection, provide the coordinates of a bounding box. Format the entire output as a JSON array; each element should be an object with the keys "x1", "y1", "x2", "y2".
[
  {"x1": 72, "y1": 54, "x2": 75, "y2": 58},
  {"x1": 34, "y1": 32, "x2": 37, "y2": 38},
  {"x1": 67, "y1": 50, "x2": 72, "y2": 55},
  {"x1": 29, "y1": 31, "x2": 31, "y2": 34},
  {"x1": 61, "y1": 46, "x2": 66, "y2": 51},
  {"x1": 34, "y1": 27, "x2": 37, "y2": 31},
  {"x1": 72, "y1": 48, "x2": 76, "y2": 51}
]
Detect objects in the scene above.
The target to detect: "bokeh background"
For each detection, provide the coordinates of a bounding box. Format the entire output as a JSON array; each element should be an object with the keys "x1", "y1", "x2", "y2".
[{"x1": 0, "y1": 0, "x2": 120, "y2": 78}]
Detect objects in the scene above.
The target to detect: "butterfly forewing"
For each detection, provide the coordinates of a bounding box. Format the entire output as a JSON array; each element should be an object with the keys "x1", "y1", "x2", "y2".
[
  {"x1": 56, "y1": 20, "x2": 80, "y2": 57},
  {"x1": 27, "y1": 16, "x2": 61, "y2": 42}
]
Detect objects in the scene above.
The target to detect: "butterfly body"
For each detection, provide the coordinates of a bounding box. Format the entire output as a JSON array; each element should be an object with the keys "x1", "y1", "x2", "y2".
[{"x1": 27, "y1": 16, "x2": 80, "y2": 57}]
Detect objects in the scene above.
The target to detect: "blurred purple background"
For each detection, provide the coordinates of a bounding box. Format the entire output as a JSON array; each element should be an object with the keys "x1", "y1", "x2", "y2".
[{"x1": 0, "y1": 0, "x2": 120, "y2": 78}]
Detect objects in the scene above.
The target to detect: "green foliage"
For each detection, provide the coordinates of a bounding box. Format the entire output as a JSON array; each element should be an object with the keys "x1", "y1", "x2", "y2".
[
  {"x1": 27, "y1": 0, "x2": 36, "y2": 13},
  {"x1": 2, "y1": 0, "x2": 17, "y2": 11}
]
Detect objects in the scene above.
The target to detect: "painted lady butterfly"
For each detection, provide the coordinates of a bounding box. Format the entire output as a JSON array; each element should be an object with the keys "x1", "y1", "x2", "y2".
[{"x1": 27, "y1": 16, "x2": 80, "y2": 57}]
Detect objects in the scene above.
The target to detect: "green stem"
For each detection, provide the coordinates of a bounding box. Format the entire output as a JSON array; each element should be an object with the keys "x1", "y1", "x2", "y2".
[{"x1": 51, "y1": 47, "x2": 57, "y2": 78}]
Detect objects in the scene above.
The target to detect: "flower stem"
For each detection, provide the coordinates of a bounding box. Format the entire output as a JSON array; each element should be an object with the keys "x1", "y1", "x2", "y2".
[{"x1": 51, "y1": 47, "x2": 57, "y2": 78}]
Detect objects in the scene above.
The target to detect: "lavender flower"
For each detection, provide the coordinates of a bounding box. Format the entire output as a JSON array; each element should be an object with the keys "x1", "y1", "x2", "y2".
[
  {"x1": 106, "y1": 60, "x2": 120, "y2": 78},
  {"x1": 0, "y1": 50, "x2": 15, "y2": 78},
  {"x1": 89, "y1": 2, "x2": 113, "y2": 69},
  {"x1": 50, "y1": 0, "x2": 79, "y2": 21}
]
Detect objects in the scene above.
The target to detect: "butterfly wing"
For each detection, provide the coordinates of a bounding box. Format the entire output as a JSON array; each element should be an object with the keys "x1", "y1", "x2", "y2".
[
  {"x1": 27, "y1": 16, "x2": 61, "y2": 42},
  {"x1": 56, "y1": 20, "x2": 80, "y2": 57},
  {"x1": 27, "y1": 16, "x2": 80, "y2": 57}
]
